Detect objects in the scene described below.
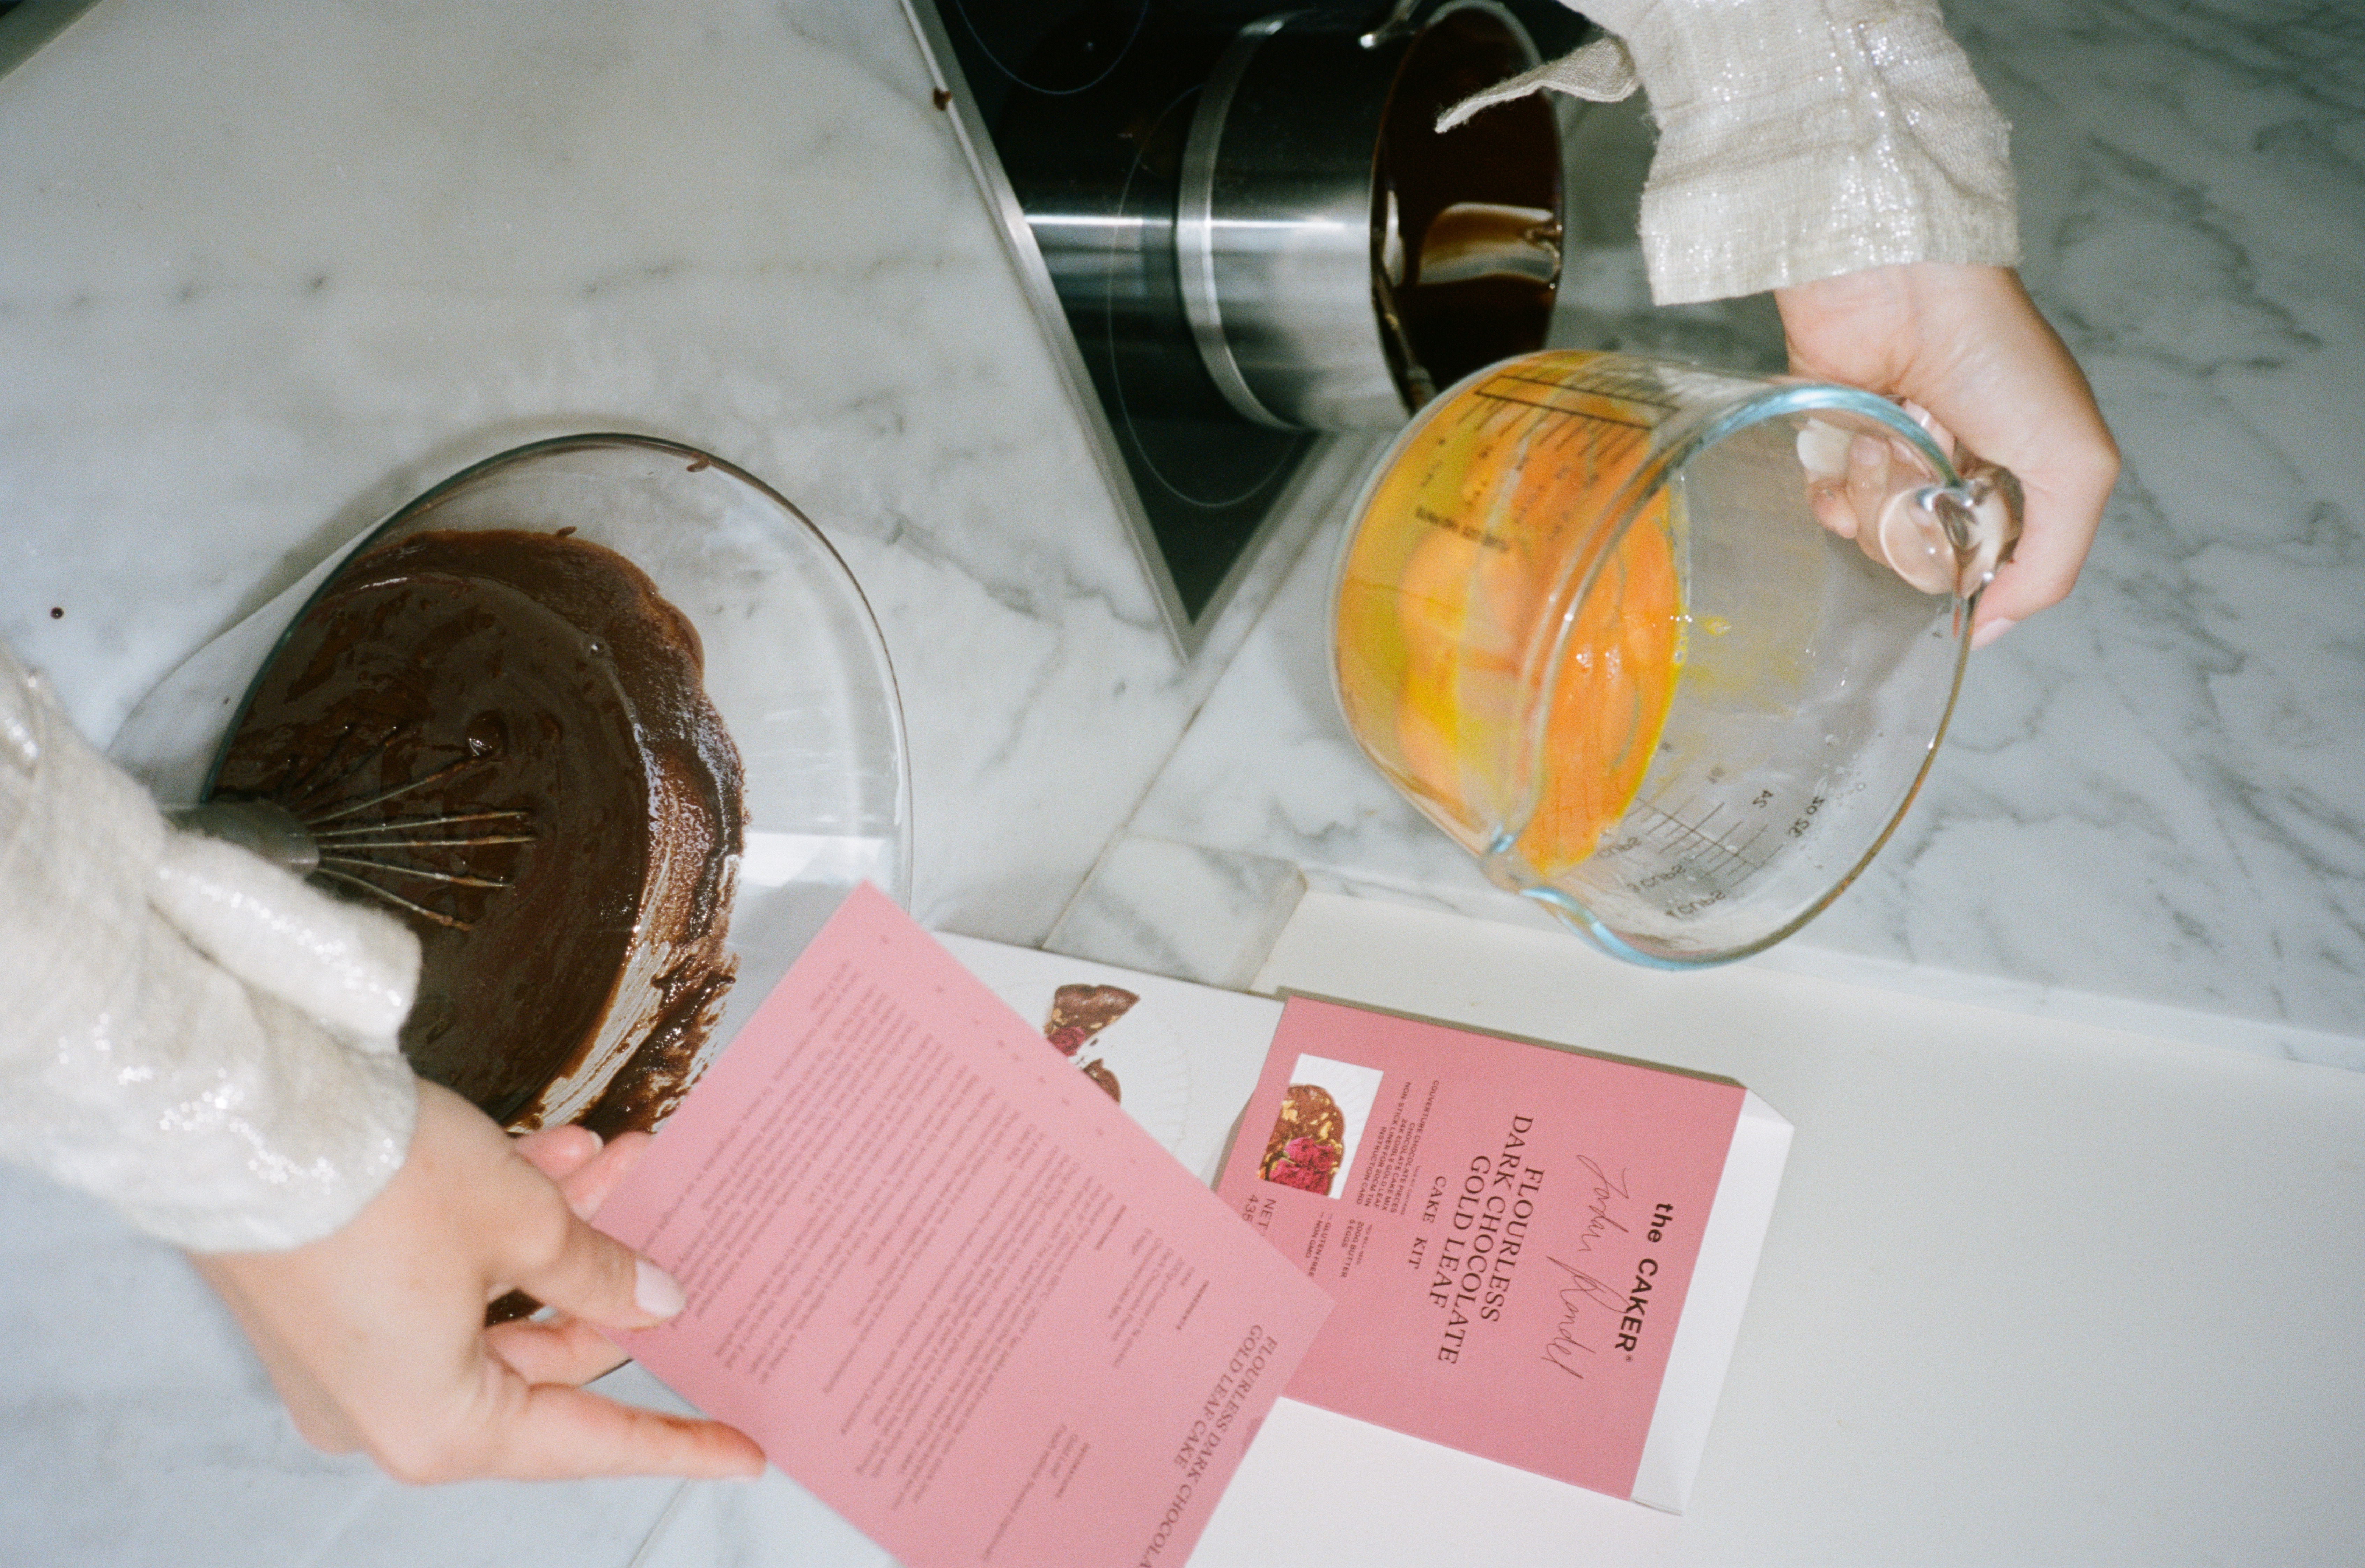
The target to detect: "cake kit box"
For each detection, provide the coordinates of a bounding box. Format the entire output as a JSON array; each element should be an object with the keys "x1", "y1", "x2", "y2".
[
  {"x1": 1213, "y1": 994, "x2": 1791, "y2": 1513},
  {"x1": 592, "y1": 899, "x2": 1788, "y2": 1566}
]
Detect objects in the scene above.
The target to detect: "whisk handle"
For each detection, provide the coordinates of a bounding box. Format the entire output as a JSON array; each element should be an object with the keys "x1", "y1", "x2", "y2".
[{"x1": 166, "y1": 800, "x2": 321, "y2": 877}]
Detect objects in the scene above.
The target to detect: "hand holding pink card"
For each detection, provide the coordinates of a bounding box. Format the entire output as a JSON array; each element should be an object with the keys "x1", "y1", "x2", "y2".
[{"x1": 593, "y1": 885, "x2": 1331, "y2": 1568}]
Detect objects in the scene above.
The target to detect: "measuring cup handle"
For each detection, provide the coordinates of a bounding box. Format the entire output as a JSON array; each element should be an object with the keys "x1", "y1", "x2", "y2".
[
  {"x1": 1938, "y1": 450, "x2": 2024, "y2": 597},
  {"x1": 1882, "y1": 449, "x2": 2022, "y2": 600}
]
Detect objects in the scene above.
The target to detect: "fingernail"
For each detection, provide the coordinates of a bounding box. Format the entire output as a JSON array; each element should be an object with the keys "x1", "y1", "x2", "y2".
[
  {"x1": 635, "y1": 1258, "x2": 687, "y2": 1319},
  {"x1": 1972, "y1": 616, "x2": 2017, "y2": 650}
]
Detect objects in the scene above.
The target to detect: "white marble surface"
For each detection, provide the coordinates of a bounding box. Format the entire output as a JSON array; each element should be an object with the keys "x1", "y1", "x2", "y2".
[
  {"x1": 0, "y1": 3, "x2": 1251, "y2": 1563},
  {"x1": 1065, "y1": 0, "x2": 2365, "y2": 1071},
  {"x1": 0, "y1": 0, "x2": 1271, "y2": 948},
  {"x1": 2, "y1": 0, "x2": 2360, "y2": 1564}
]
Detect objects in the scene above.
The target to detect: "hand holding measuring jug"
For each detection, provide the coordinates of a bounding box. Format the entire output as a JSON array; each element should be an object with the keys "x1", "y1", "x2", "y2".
[
  {"x1": 1332, "y1": 346, "x2": 2029, "y2": 966},
  {"x1": 1777, "y1": 262, "x2": 2120, "y2": 647}
]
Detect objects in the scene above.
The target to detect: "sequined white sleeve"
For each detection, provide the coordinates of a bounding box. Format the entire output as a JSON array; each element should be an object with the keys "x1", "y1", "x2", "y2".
[
  {"x1": 1444, "y1": 0, "x2": 2018, "y2": 304},
  {"x1": 0, "y1": 643, "x2": 420, "y2": 1252}
]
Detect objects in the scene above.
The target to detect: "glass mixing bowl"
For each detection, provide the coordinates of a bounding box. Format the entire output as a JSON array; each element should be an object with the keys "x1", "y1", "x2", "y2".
[{"x1": 113, "y1": 433, "x2": 911, "y2": 1075}]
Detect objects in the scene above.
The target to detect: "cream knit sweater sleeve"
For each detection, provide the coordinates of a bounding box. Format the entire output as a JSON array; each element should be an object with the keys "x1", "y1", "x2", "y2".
[
  {"x1": 0, "y1": 643, "x2": 420, "y2": 1252},
  {"x1": 1444, "y1": 0, "x2": 2018, "y2": 305}
]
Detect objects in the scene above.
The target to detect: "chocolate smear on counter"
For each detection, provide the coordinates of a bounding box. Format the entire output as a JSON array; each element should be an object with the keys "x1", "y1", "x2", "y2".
[{"x1": 213, "y1": 528, "x2": 744, "y2": 1143}]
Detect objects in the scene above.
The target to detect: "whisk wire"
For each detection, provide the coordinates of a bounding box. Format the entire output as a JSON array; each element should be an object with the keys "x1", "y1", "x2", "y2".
[
  {"x1": 317, "y1": 853, "x2": 516, "y2": 891},
  {"x1": 308, "y1": 809, "x2": 530, "y2": 841},
  {"x1": 256, "y1": 743, "x2": 533, "y2": 933},
  {"x1": 304, "y1": 754, "x2": 491, "y2": 826},
  {"x1": 312, "y1": 867, "x2": 475, "y2": 931},
  {"x1": 285, "y1": 723, "x2": 406, "y2": 808}
]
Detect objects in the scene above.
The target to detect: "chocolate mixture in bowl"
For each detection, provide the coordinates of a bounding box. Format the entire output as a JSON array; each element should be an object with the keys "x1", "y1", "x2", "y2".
[{"x1": 211, "y1": 527, "x2": 745, "y2": 1138}]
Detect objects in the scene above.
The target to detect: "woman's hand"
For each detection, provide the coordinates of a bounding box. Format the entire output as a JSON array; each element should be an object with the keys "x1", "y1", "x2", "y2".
[
  {"x1": 1776, "y1": 262, "x2": 2120, "y2": 645},
  {"x1": 191, "y1": 1080, "x2": 765, "y2": 1485}
]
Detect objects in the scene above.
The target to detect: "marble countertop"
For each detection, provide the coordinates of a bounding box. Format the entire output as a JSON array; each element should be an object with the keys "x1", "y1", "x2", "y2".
[
  {"x1": 1, "y1": 0, "x2": 2360, "y2": 1563},
  {"x1": 0, "y1": 0, "x2": 1272, "y2": 952},
  {"x1": 1052, "y1": 0, "x2": 2365, "y2": 1071},
  {"x1": 5, "y1": 0, "x2": 2356, "y2": 1065},
  {"x1": 2, "y1": 6, "x2": 1258, "y2": 1551}
]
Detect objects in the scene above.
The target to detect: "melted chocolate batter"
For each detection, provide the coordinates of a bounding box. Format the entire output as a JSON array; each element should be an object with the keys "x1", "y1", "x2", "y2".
[
  {"x1": 1376, "y1": 8, "x2": 1560, "y2": 398},
  {"x1": 213, "y1": 528, "x2": 744, "y2": 1138}
]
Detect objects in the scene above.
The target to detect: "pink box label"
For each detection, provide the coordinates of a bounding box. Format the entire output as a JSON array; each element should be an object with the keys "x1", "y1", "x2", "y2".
[{"x1": 1215, "y1": 996, "x2": 1743, "y2": 1498}]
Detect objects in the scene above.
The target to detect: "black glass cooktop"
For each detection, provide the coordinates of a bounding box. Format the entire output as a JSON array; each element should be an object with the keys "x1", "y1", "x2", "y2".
[{"x1": 900, "y1": 0, "x2": 1589, "y2": 653}]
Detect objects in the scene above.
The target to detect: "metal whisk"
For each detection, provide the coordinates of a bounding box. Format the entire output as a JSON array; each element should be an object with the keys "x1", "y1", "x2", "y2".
[{"x1": 171, "y1": 725, "x2": 533, "y2": 932}]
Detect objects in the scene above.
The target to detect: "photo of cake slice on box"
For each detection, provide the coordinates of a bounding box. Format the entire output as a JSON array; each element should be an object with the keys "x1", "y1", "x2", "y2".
[{"x1": 1259, "y1": 1084, "x2": 1348, "y2": 1196}]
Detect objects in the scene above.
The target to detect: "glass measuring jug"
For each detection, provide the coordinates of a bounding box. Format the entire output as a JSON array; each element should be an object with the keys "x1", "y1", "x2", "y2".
[{"x1": 1331, "y1": 349, "x2": 2020, "y2": 967}]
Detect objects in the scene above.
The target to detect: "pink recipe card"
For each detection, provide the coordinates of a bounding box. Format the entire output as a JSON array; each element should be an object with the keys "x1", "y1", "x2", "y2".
[
  {"x1": 596, "y1": 884, "x2": 1331, "y2": 1568},
  {"x1": 1214, "y1": 996, "x2": 1748, "y2": 1503}
]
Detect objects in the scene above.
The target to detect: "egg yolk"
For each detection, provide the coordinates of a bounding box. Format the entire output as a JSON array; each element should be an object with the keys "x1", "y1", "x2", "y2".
[{"x1": 1335, "y1": 353, "x2": 1682, "y2": 876}]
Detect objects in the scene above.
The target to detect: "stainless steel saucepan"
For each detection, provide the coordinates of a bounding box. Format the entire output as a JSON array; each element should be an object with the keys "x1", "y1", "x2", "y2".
[{"x1": 1179, "y1": 2, "x2": 1564, "y2": 430}]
